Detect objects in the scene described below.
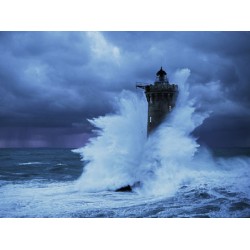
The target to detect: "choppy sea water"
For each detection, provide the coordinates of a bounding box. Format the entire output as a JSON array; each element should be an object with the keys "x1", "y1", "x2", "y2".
[{"x1": 0, "y1": 147, "x2": 249, "y2": 218}]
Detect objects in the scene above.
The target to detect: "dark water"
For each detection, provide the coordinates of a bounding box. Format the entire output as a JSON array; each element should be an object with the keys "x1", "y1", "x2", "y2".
[
  {"x1": 0, "y1": 148, "x2": 250, "y2": 218},
  {"x1": 0, "y1": 148, "x2": 83, "y2": 183}
]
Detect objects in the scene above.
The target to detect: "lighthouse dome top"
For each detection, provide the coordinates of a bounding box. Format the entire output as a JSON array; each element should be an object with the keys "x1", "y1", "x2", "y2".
[
  {"x1": 156, "y1": 67, "x2": 166, "y2": 77},
  {"x1": 155, "y1": 67, "x2": 168, "y2": 83}
]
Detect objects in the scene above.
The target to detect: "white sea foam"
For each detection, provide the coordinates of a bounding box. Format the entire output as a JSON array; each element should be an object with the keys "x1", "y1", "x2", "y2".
[
  {"x1": 76, "y1": 90, "x2": 147, "y2": 191},
  {"x1": 76, "y1": 69, "x2": 250, "y2": 197},
  {"x1": 18, "y1": 162, "x2": 48, "y2": 166}
]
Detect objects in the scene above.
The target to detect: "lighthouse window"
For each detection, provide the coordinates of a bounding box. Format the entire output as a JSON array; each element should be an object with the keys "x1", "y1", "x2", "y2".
[{"x1": 149, "y1": 117, "x2": 152, "y2": 123}]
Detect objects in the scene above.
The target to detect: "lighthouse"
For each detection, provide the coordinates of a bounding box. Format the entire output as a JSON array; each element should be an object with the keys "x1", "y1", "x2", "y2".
[
  {"x1": 136, "y1": 67, "x2": 178, "y2": 135},
  {"x1": 116, "y1": 67, "x2": 179, "y2": 192}
]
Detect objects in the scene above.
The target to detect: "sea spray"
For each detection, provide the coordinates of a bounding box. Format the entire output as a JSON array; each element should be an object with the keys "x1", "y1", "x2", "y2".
[
  {"x1": 76, "y1": 69, "x2": 250, "y2": 199},
  {"x1": 76, "y1": 91, "x2": 147, "y2": 191},
  {"x1": 137, "y1": 69, "x2": 212, "y2": 195},
  {"x1": 77, "y1": 69, "x2": 204, "y2": 193}
]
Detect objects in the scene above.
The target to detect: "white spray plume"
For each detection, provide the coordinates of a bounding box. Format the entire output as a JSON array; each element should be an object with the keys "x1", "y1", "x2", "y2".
[{"x1": 75, "y1": 69, "x2": 249, "y2": 198}]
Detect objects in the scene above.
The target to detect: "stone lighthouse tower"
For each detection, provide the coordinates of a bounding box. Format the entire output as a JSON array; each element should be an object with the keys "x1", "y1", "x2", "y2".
[{"x1": 136, "y1": 67, "x2": 178, "y2": 135}]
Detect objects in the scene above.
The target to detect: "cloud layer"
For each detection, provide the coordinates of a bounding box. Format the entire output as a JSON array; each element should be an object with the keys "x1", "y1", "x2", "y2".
[{"x1": 0, "y1": 31, "x2": 250, "y2": 147}]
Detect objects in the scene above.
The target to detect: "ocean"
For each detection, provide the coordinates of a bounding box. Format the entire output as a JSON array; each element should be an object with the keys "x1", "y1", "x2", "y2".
[
  {"x1": 0, "y1": 147, "x2": 250, "y2": 218},
  {"x1": 1, "y1": 69, "x2": 249, "y2": 218}
]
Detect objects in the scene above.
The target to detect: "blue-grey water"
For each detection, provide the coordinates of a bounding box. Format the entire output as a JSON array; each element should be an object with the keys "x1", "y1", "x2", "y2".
[{"x1": 0, "y1": 147, "x2": 249, "y2": 218}]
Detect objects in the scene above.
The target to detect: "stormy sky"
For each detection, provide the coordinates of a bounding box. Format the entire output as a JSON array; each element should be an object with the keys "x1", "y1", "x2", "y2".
[{"x1": 0, "y1": 31, "x2": 250, "y2": 148}]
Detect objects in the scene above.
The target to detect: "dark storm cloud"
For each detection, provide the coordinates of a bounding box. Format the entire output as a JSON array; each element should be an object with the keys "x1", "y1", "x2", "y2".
[
  {"x1": 0, "y1": 126, "x2": 91, "y2": 148},
  {"x1": 0, "y1": 32, "x2": 114, "y2": 128},
  {"x1": 103, "y1": 32, "x2": 250, "y2": 110},
  {"x1": 172, "y1": 32, "x2": 250, "y2": 106},
  {"x1": 0, "y1": 31, "x2": 250, "y2": 147}
]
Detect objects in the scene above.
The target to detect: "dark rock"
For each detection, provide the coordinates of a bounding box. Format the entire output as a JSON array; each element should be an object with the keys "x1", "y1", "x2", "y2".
[
  {"x1": 115, "y1": 181, "x2": 141, "y2": 192},
  {"x1": 115, "y1": 185, "x2": 132, "y2": 192}
]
